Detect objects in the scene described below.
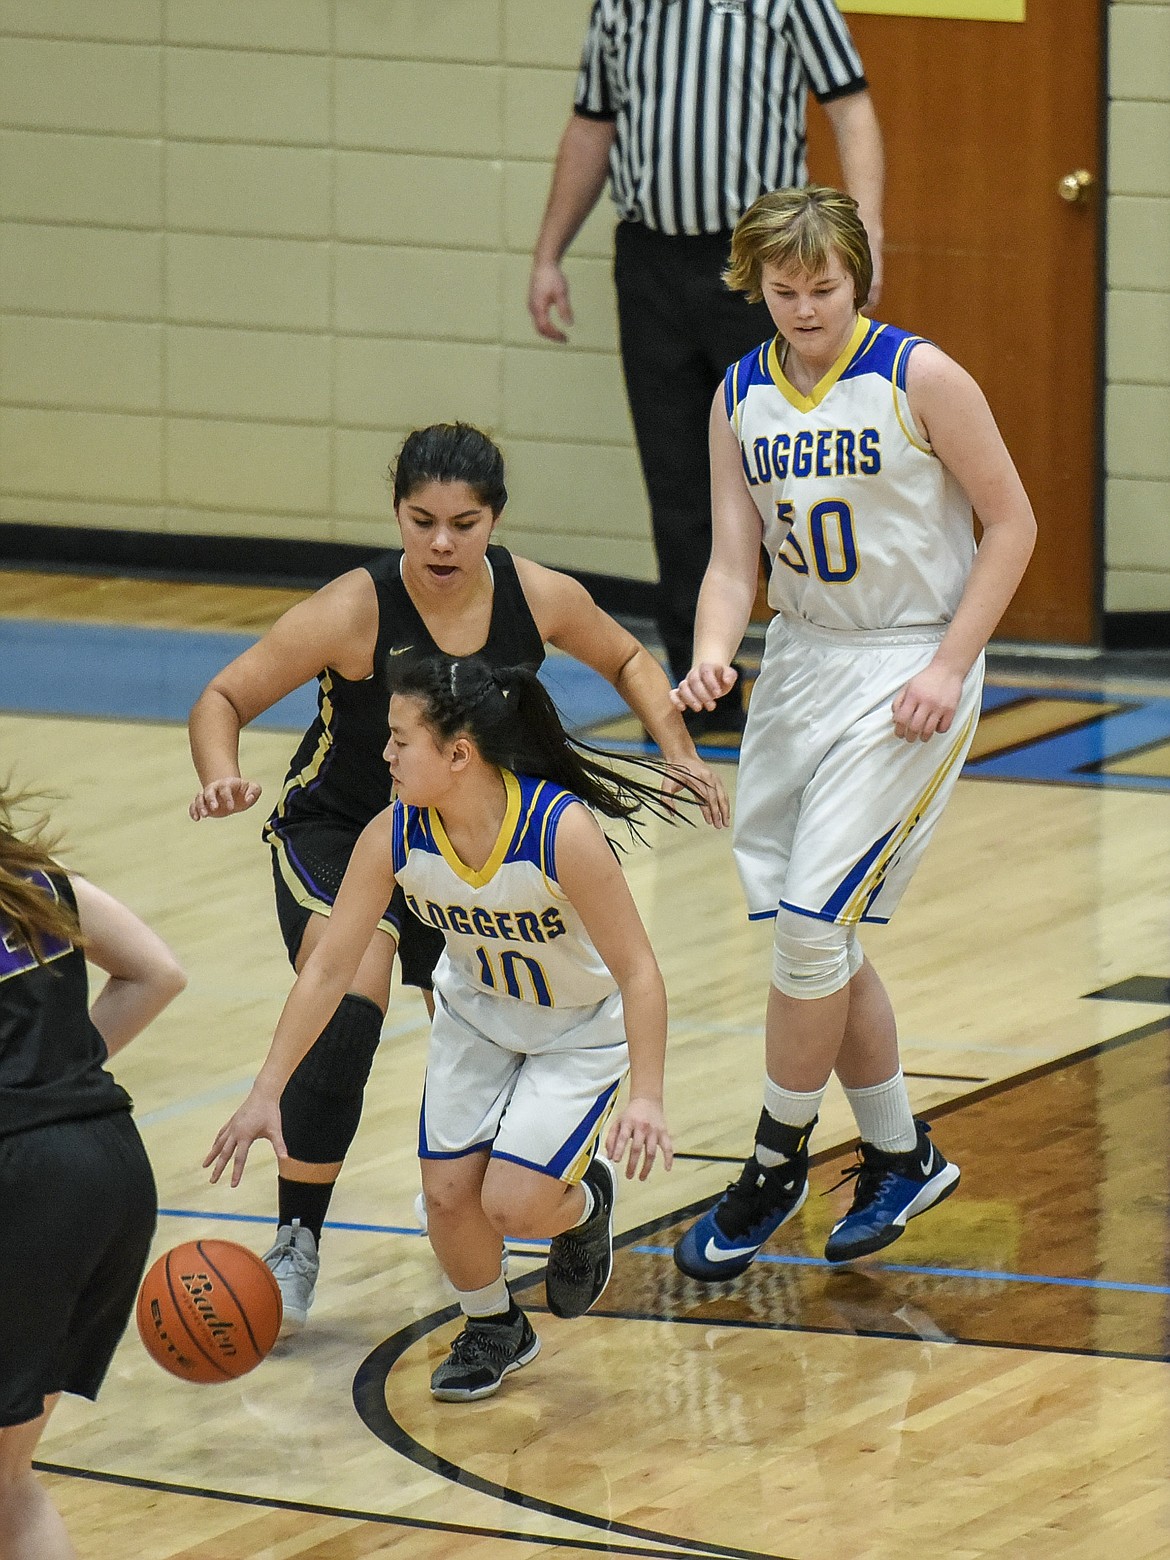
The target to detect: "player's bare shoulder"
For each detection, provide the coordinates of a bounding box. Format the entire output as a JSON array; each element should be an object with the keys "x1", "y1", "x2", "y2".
[
  {"x1": 277, "y1": 567, "x2": 380, "y2": 682},
  {"x1": 511, "y1": 554, "x2": 593, "y2": 638},
  {"x1": 904, "y1": 341, "x2": 986, "y2": 445}
]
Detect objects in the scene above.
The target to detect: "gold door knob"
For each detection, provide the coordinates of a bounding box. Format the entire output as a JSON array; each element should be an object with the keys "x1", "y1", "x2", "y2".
[{"x1": 1058, "y1": 169, "x2": 1094, "y2": 203}]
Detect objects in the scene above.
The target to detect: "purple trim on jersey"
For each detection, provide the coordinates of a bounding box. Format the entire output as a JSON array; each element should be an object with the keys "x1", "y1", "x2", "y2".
[{"x1": 272, "y1": 829, "x2": 332, "y2": 903}]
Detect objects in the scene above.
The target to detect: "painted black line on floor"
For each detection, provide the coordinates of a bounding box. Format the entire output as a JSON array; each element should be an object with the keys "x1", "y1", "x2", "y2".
[
  {"x1": 33, "y1": 1460, "x2": 738, "y2": 1559},
  {"x1": 351, "y1": 1315, "x2": 790, "y2": 1560},
  {"x1": 903, "y1": 1070, "x2": 988, "y2": 1082}
]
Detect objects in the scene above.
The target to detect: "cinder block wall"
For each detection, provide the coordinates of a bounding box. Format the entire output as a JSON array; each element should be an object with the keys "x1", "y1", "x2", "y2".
[
  {"x1": 1106, "y1": 0, "x2": 1170, "y2": 615},
  {"x1": 0, "y1": 0, "x2": 654, "y2": 579},
  {"x1": 0, "y1": 1, "x2": 1165, "y2": 615}
]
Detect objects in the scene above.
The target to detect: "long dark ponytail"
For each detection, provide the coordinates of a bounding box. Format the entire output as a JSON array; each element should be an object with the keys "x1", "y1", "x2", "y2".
[{"x1": 386, "y1": 654, "x2": 696, "y2": 834}]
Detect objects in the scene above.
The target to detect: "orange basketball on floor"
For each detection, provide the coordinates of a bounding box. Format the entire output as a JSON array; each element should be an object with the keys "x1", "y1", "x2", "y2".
[{"x1": 136, "y1": 1239, "x2": 282, "y2": 1384}]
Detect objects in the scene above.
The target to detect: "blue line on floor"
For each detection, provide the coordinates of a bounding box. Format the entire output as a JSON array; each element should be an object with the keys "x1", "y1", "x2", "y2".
[
  {"x1": 629, "y1": 1244, "x2": 1170, "y2": 1296},
  {"x1": 157, "y1": 1206, "x2": 550, "y2": 1252}
]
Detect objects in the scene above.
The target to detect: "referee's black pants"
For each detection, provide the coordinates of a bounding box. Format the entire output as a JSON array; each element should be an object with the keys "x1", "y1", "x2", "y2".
[{"x1": 614, "y1": 220, "x2": 773, "y2": 696}]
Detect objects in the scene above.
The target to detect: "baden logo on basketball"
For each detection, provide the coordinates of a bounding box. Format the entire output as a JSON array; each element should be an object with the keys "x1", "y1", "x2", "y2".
[
  {"x1": 177, "y1": 1270, "x2": 240, "y2": 1358},
  {"x1": 137, "y1": 1239, "x2": 282, "y2": 1384}
]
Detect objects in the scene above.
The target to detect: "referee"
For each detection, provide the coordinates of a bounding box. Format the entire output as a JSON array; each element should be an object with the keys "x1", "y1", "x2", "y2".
[{"x1": 528, "y1": 0, "x2": 883, "y2": 733}]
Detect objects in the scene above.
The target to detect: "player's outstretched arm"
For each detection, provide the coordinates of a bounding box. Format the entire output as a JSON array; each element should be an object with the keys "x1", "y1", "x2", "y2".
[
  {"x1": 891, "y1": 347, "x2": 1038, "y2": 742},
  {"x1": 555, "y1": 804, "x2": 673, "y2": 1181},
  {"x1": 515, "y1": 558, "x2": 730, "y2": 828},
  {"x1": 204, "y1": 810, "x2": 397, "y2": 1186},
  {"x1": 73, "y1": 876, "x2": 187, "y2": 1056},
  {"x1": 188, "y1": 571, "x2": 379, "y2": 819},
  {"x1": 676, "y1": 392, "x2": 766, "y2": 714}
]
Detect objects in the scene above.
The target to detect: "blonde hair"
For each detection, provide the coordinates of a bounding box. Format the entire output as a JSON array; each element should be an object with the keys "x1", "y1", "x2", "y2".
[
  {"x1": 0, "y1": 786, "x2": 82, "y2": 961},
  {"x1": 725, "y1": 185, "x2": 872, "y2": 308}
]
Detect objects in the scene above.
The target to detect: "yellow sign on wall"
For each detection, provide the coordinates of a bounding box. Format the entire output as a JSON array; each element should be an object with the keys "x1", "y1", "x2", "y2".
[{"x1": 843, "y1": 0, "x2": 1024, "y2": 18}]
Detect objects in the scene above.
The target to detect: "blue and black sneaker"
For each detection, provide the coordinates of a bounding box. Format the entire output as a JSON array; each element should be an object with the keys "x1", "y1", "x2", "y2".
[
  {"x1": 674, "y1": 1118, "x2": 813, "y2": 1282},
  {"x1": 824, "y1": 1120, "x2": 959, "y2": 1265}
]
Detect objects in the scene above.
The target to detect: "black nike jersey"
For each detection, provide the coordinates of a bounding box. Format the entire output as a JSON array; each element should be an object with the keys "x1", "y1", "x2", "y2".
[{"x1": 264, "y1": 546, "x2": 546, "y2": 833}]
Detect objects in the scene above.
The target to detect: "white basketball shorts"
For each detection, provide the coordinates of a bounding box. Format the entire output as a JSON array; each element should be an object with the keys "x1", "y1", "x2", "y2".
[
  {"x1": 418, "y1": 970, "x2": 628, "y2": 1184},
  {"x1": 733, "y1": 611, "x2": 984, "y2": 926}
]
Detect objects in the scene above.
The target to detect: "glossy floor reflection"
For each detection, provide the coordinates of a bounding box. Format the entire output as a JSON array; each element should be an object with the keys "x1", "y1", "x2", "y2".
[{"x1": 571, "y1": 1013, "x2": 1170, "y2": 1361}]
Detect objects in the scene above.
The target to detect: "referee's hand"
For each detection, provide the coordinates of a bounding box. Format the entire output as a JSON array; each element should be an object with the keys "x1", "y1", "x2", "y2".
[{"x1": 528, "y1": 260, "x2": 574, "y2": 343}]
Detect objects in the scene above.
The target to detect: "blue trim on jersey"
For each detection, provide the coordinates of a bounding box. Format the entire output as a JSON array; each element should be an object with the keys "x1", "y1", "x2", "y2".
[
  {"x1": 540, "y1": 790, "x2": 578, "y2": 883},
  {"x1": 724, "y1": 338, "x2": 774, "y2": 417},
  {"x1": 418, "y1": 1137, "x2": 498, "y2": 1161},
  {"x1": 895, "y1": 335, "x2": 928, "y2": 390},
  {"x1": 776, "y1": 897, "x2": 891, "y2": 927},
  {"x1": 819, "y1": 824, "x2": 898, "y2": 920},
  {"x1": 838, "y1": 319, "x2": 921, "y2": 385},
  {"x1": 390, "y1": 800, "x2": 408, "y2": 874},
  {"x1": 548, "y1": 1078, "x2": 621, "y2": 1178}
]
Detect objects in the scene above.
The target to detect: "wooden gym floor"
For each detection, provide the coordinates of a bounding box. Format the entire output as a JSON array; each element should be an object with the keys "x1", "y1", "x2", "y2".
[{"x1": 3, "y1": 568, "x2": 1169, "y2": 1559}]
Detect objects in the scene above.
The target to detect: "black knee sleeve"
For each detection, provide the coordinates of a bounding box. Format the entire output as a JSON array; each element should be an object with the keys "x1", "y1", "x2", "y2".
[{"x1": 279, "y1": 993, "x2": 383, "y2": 1164}]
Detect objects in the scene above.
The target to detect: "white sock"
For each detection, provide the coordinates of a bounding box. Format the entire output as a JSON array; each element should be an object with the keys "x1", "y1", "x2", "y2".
[
  {"x1": 455, "y1": 1272, "x2": 510, "y2": 1319},
  {"x1": 758, "y1": 1078, "x2": 825, "y2": 1166},
  {"x1": 570, "y1": 1181, "x2": 596, "y2": 1228},
  {"x1": 843, "y1": 1072, "x2": 917, "y2": 1153}
]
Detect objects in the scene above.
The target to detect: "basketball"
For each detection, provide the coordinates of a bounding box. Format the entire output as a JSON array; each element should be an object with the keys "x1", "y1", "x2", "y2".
[{"x1": 136, "y1": 1239, "x2": 282, "y2": 1384}]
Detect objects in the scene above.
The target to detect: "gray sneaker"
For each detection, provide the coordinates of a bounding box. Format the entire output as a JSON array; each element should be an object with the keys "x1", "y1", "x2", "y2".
[
  {"x1": 545, "y1": 1154, "x2": 616, "y2": 1319},
  {"x1": 262, "y1": 1219, "x2": 318, "y2": 1335},
  {"x1": 430, "y1": 1309, "x2": 541, "y2": 1402}
]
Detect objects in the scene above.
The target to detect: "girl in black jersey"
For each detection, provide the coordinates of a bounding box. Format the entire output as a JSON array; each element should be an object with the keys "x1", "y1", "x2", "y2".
[
  {"x1": 0, "y1": 789, "x2": 185, "y2": 1560},
  {"x1": 188, "y1": 422, "x2": 729, "y2": 1331}
]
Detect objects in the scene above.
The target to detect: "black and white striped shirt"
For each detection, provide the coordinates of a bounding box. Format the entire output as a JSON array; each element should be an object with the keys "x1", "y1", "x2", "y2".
[{"x1": 574, "y1": 0, "x2": 867, "y2": 236}]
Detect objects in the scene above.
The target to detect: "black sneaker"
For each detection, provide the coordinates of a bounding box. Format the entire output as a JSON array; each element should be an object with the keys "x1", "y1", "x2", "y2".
[
  {"x1": 429, "y1": 1309, "x2": 541, "y2": 1402},
  {"x1": 545, "y1": 1155, "x2": 617, "y2": 1318},
  {"x1": 824, "y1": 1120, "x2": 960, "y2": 1264}
]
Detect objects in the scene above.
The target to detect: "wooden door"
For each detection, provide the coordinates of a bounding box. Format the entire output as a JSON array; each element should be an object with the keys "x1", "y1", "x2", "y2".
[{"x1": 809, "y1": 0, "x2": 1104, "y2": 645}]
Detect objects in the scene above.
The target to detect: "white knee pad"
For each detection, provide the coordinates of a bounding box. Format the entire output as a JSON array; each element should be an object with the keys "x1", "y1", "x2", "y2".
[{"x1": 771, "y1": 908, "x2": 860, "y2": 999}]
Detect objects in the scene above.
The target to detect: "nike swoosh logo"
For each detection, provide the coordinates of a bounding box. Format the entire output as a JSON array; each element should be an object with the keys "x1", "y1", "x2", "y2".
[
  {"x1": 918, "y1": 1153, "x2": 935, "y2": 1177},
  {"x1": 386, "y1": 645, "x2": 413, "y2": 657},
  {"x1": 704, "y1": 1236, "x2": 758, "y2": 1263}
]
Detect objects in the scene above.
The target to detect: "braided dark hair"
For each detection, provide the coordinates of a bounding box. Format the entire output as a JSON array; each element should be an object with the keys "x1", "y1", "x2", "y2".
[{"x1": 385, "y1": 654, "x2": 697, "y2": 835}]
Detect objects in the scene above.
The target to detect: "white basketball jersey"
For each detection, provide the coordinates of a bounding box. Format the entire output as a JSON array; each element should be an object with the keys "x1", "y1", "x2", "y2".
[
  {"x1": 390, "y1": 770, "x2": 616, "y2": 1012},
  {"x1": 725, "y1": 316, "x2": 975, "y2": 632}
]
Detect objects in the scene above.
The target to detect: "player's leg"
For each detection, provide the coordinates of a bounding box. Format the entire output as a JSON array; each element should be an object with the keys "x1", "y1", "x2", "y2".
[
  {"x1": 1, "y1": 1115, "x2": 156, "y2": 1560},
  {"x1": 787, "y1": 639, "x2": 981, "y2": 1262},
  {"x1": 674, "y1": 909, "x2": 855, "y2": 1281},
  {"x1": 824, "y1": 957, "x2": 959, "y2": 1262},
  {"x1": 263, "y1": 832, "x2": 399, "y2": 1329},
  {"x1": 487, "y1": 996, "x2": 627, "y2": 1322},
  {"x1": 420, "y1": 988, "x2": 538, "y2": 1401},
  {"x1": 0, "y1": 1401, "x2": 75, "y2": 1560}
]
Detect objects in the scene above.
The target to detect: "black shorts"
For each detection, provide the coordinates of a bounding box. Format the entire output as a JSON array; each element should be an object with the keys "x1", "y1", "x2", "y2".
[
  {"x1": 267, "y1": 814, "x2": 444, "y2": 991},
  {"x1": 0, "y1": 1110, "x2": 157, "y2": 1427}
]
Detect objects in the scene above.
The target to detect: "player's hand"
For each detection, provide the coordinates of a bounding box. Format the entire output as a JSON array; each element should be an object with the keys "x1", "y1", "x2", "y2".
[
  {"x1": 528, "y1": 260, "x2": 574, "y2": 343},
  {"x1": 189, "y1": 777, "x2": 263, "y2": 820},
  {"x1": 605, "y1": 1098, "x2": 673, "y2": 1181},
  {"x1": 892, "y1": 662, "x2": 963, "y2": 743},
  {"x1": 662, "y1": 756, "x2": 730, "y2": 829},
  {"x1": 204, "y1": 1087, "x2": 287, "y2": 1188},
  {"x1": 671, "y1": 663, "x2": 738, "y2": 713}
]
